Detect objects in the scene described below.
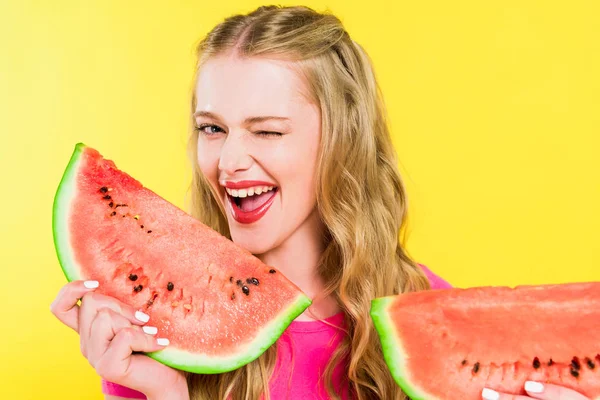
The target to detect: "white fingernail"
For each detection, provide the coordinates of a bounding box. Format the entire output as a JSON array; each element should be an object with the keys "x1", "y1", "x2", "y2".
[
  {"x1": 135, "y1": 311, "x2": 150, "y2": 323},
  {"x1": 157, "y1": 338, "x2": 169, "y2": 346},
  {"x1": 525, "y1": 381, "x2": 544, "y2": 393},
  {"x1": 481, "y1": 388, "x2": 500, "y2": 400},
  {"x1": 142, "y1": 326, "x2": 158, "y2": 335},
  {"x1": 83, "y1": 280, "x2": 99, "y2": 289}
]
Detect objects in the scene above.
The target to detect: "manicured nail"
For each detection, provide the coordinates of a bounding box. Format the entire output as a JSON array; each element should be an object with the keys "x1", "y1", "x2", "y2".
[
  {"x1": 525, "y1": 381, "x2": 544, "y2": 393},
  {"x1": 83, "y1": 280, "x2": 99, "y2": 289},
  {"x1": 482, "y1": 388, "x2": 500, "y2": 400},
  {"x1": 135, "y1": 311, "x2": 150, "y2": 323},
  {"x1": 157, "y1": 338, "x2": 169, "y2": 346},
  {"x1": 142, "y1": 326, "x2": 158, "y2": 335}
]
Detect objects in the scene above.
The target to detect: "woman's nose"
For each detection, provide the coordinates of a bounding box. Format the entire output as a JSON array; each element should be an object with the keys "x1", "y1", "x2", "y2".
[{"x1": 218, "y1": 131, "x2": 253, "y2": 175}]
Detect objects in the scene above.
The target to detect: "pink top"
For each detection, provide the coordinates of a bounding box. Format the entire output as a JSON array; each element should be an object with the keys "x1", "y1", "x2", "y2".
[{"x1": 102, "y1": 264, "x2": 451, "y2": 399}]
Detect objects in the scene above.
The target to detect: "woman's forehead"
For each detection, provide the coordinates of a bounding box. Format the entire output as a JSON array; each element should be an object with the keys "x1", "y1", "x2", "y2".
[{"x1": 194, "y1": 55, "x2": 314, "y2": 122}]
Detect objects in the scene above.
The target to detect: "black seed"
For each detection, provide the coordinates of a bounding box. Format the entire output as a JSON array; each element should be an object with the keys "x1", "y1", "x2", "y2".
[
  {"x1": 461, "y1": 359, "x2": 467, "y2": 366},
  {"x1": 246, "y1": 277, "x2": 259, "y2": 286},
  {"x1": 110, "y1": 211, "x2": 116, "y2": 216},
  {"x1": 115, "y1": 203, "x2": 128, "y2": 208},
  {"x1": 533, "y1": 357, "x2": 541, "y2": 369},
  {"x1": 100, "y1": 187, "x2": 108, "y2": 193},
  {"x1": 140, "y1": 225, "x2": 144, "y2": 229},
  {"x1": 133, "y1": 285, "x2": 143, "y2": 292},
  {"x1": 122, "y1": 215, "x2": 126, "y2": 217},
  {"x1": 167, "y1": 282, "x2": 174, "y2": 291},
  {"x1": 128, "y1": 274, "x2": 138, "y2": 281},
  {"x1": 109, "y1": 202, "x2": 114, "y2": 207},
  {"x1": 596, "y1": 354, "x2": 600, "y2": 363},
  {"x1": 586, "y1": 358, "x2": 595, "y2": 370},
  {"x1": 548, "y1": 359, "x2": 554, "y2": 366},
  {"x1": 472, "y1": 362, "x2": 480, "y2": 374},
  {"x1": 571, "y1": 357, "x2": 581, "y2": 371},
  {"x1": 242, "y1": 286, "x2": 250, "y2": 295},
  {"x1": 229, "y1": 277, "x2": 233, "y2": 283},
  {"x1": 269, "y1": 269, "x2": 276, "y2": 273},
  {"x1": 103, "y1": 195, "x2": 111, "y2": 200},
  {"x1": 147, "y1": 230, "x2": 152, "y2": 233},
  {"x1": 236, "y1": 279, "x2": 242, "y2": 287},
  {"x1": 570, "y1": 368, "x2": 580, "y2": 378}
]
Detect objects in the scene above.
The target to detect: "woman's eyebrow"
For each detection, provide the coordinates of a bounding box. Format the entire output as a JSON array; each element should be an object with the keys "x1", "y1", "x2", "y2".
[{"x1": 194, "y1": 110, "x2": 290, "y2": 125}]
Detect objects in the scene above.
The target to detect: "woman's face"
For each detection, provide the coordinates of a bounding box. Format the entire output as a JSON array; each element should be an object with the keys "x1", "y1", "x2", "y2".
[{"x1": 194, "y1": 54, "x2": 322, "y2": 255}]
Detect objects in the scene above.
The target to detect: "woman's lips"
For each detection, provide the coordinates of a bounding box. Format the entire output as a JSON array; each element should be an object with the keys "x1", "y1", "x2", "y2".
[{"x1": 227, "y1": 188, "x2": 278, "y2": 224}]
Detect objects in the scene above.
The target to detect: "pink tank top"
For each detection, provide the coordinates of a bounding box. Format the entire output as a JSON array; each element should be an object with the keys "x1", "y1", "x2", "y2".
[{"x1": 102, "y1": 264, "x2": 451, "y2": 399}]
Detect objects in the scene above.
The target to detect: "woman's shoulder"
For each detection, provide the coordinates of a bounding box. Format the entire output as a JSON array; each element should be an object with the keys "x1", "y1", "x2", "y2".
[{"x1": 418, "y1": 263, "x2": 452, "y2": 289}]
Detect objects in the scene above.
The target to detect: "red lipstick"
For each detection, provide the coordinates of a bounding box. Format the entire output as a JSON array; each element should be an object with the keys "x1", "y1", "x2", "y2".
[{"x1": 227, "y1": 188, "x2": 277, "y2": 224}]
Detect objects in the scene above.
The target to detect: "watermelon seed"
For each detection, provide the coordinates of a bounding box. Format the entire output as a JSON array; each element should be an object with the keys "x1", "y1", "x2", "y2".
[
  {"x1": 133, "y1": 285, "x2": 143, "y2": 292},
  {"x1": 103, "y1": 195, "x2": 112, "y2": 200},
  {"x1": 570, "y1": 369, "x2": 580, "y2": 378},
  {"x1": 128, "y1": 274, "x2": 138, "y2": 281},
  {"x1": 109, "y1": 202, "x2": 114, "y2": 207},
  {"x1": 247, "y1": 278, "x2": 259, "y2": 286},
  {"x1": 269, "y1": 269, "x2": 276, "y2": 274},
  {"x1": 99, "y1": 187, "x2": 108, "y2": 193},
  {"x1": 586, "y1": 358, "x2": 595, "y2": 370},
  {"x1": 167, "y1": 282, "x2": 174, "y2": 291},
  {"x1": 571, "y1": 357, "x2": 581, "y2": 371},
  {"x1": 140, "y1": 225, "x2": 144, "y2": 229},
  {"x1": 229, "y1": 277, "x2": 233, "y2": 283},
  {"x1": 110, "y1": 211, "x2": 116, "y2": 216},
  {"x1": 147, "y1": 230, "x2": 152, "y2": 233},
  {"x1": 236, "y1": 279, "x2": 243, "y2": 287},
  {"x1": 533, "y1": 357, "x2": 541, "y2": 369},
  {"x1": 461, "y1": 359, "x2": 467, "y2": 366},
  {"x1": 596, "y1": 354, "x2": 600, "y2": 363},
  {"x1": 115, "y1": 203, "x2": 128, "y2": 208},
  {"x1": 548, "y1": 359, "x2": 554, "y2": 366},
  {"x1": 242, "y1": 286, "x2": 250, "y2": 296},
  {"x1": 134, "y1": 215, "x2": 140, "y2": 220},
  {"x1": 472, "y1": 362, "x2": 480, "y2": 374}
]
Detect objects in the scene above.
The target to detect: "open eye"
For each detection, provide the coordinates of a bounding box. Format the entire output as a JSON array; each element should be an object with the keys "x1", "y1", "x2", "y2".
[{"x1": 195, "y1": 124, "x2": 225, "y2": 136}]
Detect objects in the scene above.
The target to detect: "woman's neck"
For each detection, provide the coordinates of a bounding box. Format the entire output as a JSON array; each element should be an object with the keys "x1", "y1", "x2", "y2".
[{"x1": 255, "y1": 209, "x2": 340, "y2": 321}]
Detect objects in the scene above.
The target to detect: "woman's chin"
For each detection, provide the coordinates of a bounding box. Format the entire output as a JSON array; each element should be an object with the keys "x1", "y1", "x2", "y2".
[{"x1": 229, "y1": 232, "x2": 275, "y2": 256}]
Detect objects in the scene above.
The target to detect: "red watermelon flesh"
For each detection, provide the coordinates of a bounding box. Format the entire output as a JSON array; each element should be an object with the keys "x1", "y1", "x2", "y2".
[
  {"x1": 370, "y1": 283, "x2": 600, "y2": 400},
  {"x1": 52, "y1": 143, "x2": 312, "y2": 373}
]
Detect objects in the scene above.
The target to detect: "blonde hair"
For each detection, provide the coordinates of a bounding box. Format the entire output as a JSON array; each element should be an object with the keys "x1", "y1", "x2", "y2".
[{"x1": 186, "y1": 5, "x2": 430, "y2": 399}]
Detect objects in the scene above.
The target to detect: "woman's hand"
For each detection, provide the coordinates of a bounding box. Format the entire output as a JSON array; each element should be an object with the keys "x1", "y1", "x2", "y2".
[
  {"x1": 482, "y1": 382, "x2": 590, "y2": 400},
  {"x1": 51, "y1": 280, "x2": 189, "y2": 400}
]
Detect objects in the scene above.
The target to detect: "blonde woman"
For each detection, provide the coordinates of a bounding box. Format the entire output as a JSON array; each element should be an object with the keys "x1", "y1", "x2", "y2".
[{"x1": 50, "y1": 5, "x2": 589, "y2": 400}]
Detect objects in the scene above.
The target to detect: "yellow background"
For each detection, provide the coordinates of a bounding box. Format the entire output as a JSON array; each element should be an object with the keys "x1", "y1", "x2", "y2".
[{"x1": 1, "y1": 1, "x2": 598, "y2": 398}]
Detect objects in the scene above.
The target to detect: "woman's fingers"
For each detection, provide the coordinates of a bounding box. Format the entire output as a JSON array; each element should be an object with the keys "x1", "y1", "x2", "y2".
[
  {"x1": 524, "y1": 382, "x2": 589, "y2": 400},
  {"x1": 94, "y1": 326, "x2": 169, "y2": 386},
  {"x1": 78, "y1": 291, "x2": 150, "y2": 342},
  {"x1": 50, "y1": 280, "x2": 99, "y2": 331},
  {"x1": 482, "y1": 382, "x2": 590, "y2": 400},
  {"x1": 482, "y1": 388, "x2": 532, "y2": 400},
  {"x1": 86, "y1": 308, "x2": 133, "y2": 366}
]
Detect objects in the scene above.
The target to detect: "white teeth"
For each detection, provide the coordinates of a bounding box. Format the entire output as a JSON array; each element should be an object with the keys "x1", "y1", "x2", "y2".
[{"x1": 225, "y1": 185, "x2": 276, "y2": 198}]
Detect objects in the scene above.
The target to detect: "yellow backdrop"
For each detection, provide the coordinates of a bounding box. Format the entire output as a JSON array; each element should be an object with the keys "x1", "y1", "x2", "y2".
[{"x1": 1, "y1": 1, "x2": 598, "y2": 398}]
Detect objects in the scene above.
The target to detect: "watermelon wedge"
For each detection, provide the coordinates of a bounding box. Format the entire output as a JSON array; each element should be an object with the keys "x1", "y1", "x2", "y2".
[
  {"x1": 52, "y1": 143, "x2": 312, "y2": 373},
  {"x1": 370, "y1": 283, "x2": 600, "y2": 400}
]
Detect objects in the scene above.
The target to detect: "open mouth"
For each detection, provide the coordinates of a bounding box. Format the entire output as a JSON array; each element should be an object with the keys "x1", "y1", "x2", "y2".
[{"x1": 225, "y1": 185, "x2": 278, "y2": 224}]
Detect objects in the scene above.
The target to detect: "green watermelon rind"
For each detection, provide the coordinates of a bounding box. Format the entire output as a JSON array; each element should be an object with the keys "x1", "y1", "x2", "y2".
[
  {"x1": 147, "y1": 293, "x2": 312, "y2": 373},
  {"x1": 53, "y1": 143, "x2": 85, "y2": 282},
  {"x1": 370, "y1": 296, "x2": 435, "y2": 400},
  {"x1": 52, "y1": 143, "x2": 313, "y2": 374}
]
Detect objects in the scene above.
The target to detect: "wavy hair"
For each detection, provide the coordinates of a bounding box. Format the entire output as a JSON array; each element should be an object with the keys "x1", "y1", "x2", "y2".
[{"x1": 185, "y1": 5, "x2": 430, "y2": 399}]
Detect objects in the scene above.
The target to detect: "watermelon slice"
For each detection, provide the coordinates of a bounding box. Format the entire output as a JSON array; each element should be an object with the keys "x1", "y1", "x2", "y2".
[
  {"x1": 370, "y1": 283, "x2": 600, "y2": 400},
  {"x1": 52, "y1": 143, "x2": 312, "y2": 374}
]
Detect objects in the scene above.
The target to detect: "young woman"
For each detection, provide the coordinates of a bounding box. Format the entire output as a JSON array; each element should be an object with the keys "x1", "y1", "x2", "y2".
[{"x1": 51, "y1": 5, "x2": 591, "y2": 400}]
